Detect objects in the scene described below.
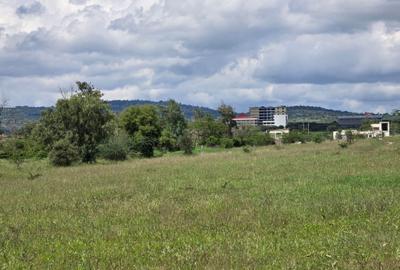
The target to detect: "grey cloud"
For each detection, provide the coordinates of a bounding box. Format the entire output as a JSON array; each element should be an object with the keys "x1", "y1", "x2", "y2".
[
  {"x1": 1, "y1": 0, "x2": 400, "y2": 113},
  {"x1": 16, "y1": 1, "x2": 45, "y2": 17},
  {"x1": 69, "y1": 0, "x2": 89, "y2": 5}
]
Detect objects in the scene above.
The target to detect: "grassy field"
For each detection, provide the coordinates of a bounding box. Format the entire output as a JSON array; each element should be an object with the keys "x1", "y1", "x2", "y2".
[{"x1": 1, "y1": 138, "x2": 400, "y2": 269}]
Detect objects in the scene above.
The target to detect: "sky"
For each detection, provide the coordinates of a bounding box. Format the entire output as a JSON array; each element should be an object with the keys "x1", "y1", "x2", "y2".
[{"x1": 0, "y1": 0, "x2": 400, "y2": 113}]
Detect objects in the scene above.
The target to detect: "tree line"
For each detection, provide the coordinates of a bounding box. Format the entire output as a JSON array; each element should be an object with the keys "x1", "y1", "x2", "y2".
[{"x1": 0, "y1": 82, "x2": 277, "y2": 167}]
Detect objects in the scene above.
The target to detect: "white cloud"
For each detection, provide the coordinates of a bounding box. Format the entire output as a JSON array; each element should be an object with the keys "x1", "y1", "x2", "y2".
[{"x1": 0, "y1": 0, "x2": 399, "y2": 113}]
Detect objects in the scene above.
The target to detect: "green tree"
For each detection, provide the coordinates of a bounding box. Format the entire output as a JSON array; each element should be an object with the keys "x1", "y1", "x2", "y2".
[
  {"x1": 160, "y1": 99, "x2": 187, "y2": 150},
  {"x1": 119, "y1": 105, "x2": 161, "y2": 157},
  {"x1": 32, "y1": 82, "x2": 114, "y2": 163},
  {"x1": 161, "y1": 99, "x2": 187, "y2": 137},
  {"x1": 178, "y1": 130, "x2": 194, "y2": 155},
  {"x1": 217, "y1": 102, "x2": 236, "y2": 137},
  {"x1": 49, "y1": 139, "x2": 80, "y2": 167},
  {"x1": 191, "y1": 109, "x2": 225, "y2": 146}
]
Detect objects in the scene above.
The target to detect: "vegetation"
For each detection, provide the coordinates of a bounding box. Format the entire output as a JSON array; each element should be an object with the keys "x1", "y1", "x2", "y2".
[
  {"x1": 1, "y1": 139, "x2": 400, "y2": 268},
  {"x1": 98, "y1": 133, "x2": 129, "y2": 161},
  {"x1": 32, "y1": 82, "x2": 114, "y2": 163},
  {"x1": 119, "y1": 105, "x2": 161, "y2": 157},
  {"x1": 49, "y1": 138, "x2": 80, "y2": 167}
]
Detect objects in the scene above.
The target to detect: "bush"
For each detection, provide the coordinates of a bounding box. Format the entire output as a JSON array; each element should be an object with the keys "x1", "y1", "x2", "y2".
[
  {"x1": 133, "y1": 133, "x2": 156, "y2": 158},
  {"x1": 49, "y1": 139, "x2": 79, "y2": 166},
  {"x1": 98, "y1": 134, "x2": 129, "y2": 161},
  {"x1": 345, "y1": 131, "x2": 354, "y2": 144},
  {"x1": 312, "y1": 134, "x2": 324, "y2": 144},
  {"x1": 159, "y1": 129, "x2": 178, "y2": 152},
  {"x1": 206, "y1": 136, "x2": 220, "y2": 147},
  {"x1": 178, "y1": 131, "x2": 193, "y2": 155},
  {"x1": 247, "y1": 132, "x2": 275, "y2": 146},
  {"x1": 242, "y1": 146, "x2": 251, "y2": 153},
  {"x1": 282, "y1": 131, "x2": 306, "y2": 144},
  {"x1": 339, "y1": 142, "x2": 349, "y2": 149},
  {"x1": 220, "y1": 138, "x2": 234, "y2": 149},
  {"x1": 0, "y1": 138, "x2": 31, "y2": 168}
]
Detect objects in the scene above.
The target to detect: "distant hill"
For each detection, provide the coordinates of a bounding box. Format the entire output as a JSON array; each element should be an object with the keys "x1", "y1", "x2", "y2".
[
  {"x1": 1, "y1": 100, "x2": 365, "y2": 132},
  {"x1": 287, "y1": 106, "x2": 361, "y2": 123}
]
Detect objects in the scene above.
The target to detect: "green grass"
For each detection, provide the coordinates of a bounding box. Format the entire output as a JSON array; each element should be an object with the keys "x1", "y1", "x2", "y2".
[{"x1": 1, "y1": 138, "x2": 400, "y2": 269}]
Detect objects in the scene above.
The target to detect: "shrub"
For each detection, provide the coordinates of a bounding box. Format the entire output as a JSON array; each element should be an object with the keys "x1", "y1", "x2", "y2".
[
  {"x1": 1, "y1": 138, "x2": 30, "y2": 168},
  {"x1": 242, "y1": 146, "x2": 251, "y2": 153},
  {"x1": 220, "y1": 138, "x2": 234, "y2": 149},
  {"x1": 345, "y1": 131, "x2": 354, "y2": 144},
  {"x1": 49, "y1": 139, "x2": 79, "y2": 166},
  {"x1": 312, "y1": 134, "x2": 324, "y2": 144},
  {"x1": 247, "y1": 133, "x2": 275, "y2": 146},
  {"x1": 178, "y1": 131, "x2": 193, "y2": 155},
  {"x1": 339, "y1": 142, "x2": 349, "y2": 149},
  {"x1": 206, "y1": 136, "x2": 220, "y2": 147},
  {"x1": 282, "y1": 132, "x2": 306, "y2": 144},
  {"x1": 133, "y1": 133, "x2": 156, "y2": 158},
  {"x1": 159, "y1": 129, "x2": 177, "y2": 152},
  {"x1": 98, "y1": 134, "x2": 129, "y2": 161}
]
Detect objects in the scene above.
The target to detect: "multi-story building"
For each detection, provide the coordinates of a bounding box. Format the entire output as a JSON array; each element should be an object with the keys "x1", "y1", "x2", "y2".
[
  {"x1": 235, "y1": 106, "x2": 288, "y2": 127},
  {"x1": 232, "y1": 113, "x2": 258, "y2": 127}
]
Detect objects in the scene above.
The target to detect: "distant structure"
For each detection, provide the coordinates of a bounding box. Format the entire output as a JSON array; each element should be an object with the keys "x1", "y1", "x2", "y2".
[
  {"x1": 234, "y1": 106, "x2": 288, "y2": 127},
  {"x1": 232, "y1": 113, "x2": 258, "y2": 127},
  {"x1": 337, "y1": 114, "x2": 383, "y2": 128},
  {"x1": 333, "y1": 121, "x2": 391, "y2": 140}
]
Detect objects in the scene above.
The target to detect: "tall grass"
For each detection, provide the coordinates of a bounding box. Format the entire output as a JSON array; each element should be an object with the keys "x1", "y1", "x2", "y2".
[{"x1": 1, "y1": 138, "x2": 400, "y2": 269}]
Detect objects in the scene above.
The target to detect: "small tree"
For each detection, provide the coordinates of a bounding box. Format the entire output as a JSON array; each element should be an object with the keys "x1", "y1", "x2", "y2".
[
  {"x1": 345, "y1": 130, "x2": 354, "y2": 144},
  {"x1": 98, "y1": 132, "x2": 129, "y2": 161},
  {"x1": 120, "y1": 105, "x2": 161, "y2": 157},
  {"x1": 49, "y1": 139, "x2": 79, "y2": 166},
  {"x1": 178, "y1": 131, "x2": 193, "y2": 155},
  {"x1": 217, "y1": 102, "x2": 236, "y2": 137}
]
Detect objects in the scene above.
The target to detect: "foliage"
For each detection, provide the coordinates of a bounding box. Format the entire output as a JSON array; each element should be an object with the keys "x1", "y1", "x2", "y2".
[
  {"x1": 119, "y1": 105, "x2": 161, "y2": 157},
  {"x1": 161, "y1": 100, "x2": 187, "y2": 138},
  {"x1": 312, "y1": 133, "x2": 324, "y2": 144},
  {"x1": 206, "y1": 136, "x2": 220, "y2": 147},
  {"x1": 1, "y1": 138, "x2": 27, "y2": 168},
  {"x1": 345, "y1": 130, "x2": 354, "y2": 144},
  {"x1": 220, "y1": 138, "x2": 234, "y2": 149},
  {"x1": 159, "y1": 129, "x2": 178, "y2": 152},
  {"x1": 98, "y1": 133, "x2": 129, "y2": 161},
  {"x1": 242, "y1": 145, "x2": 251, "y2": 153},
  {"x1": 49, "y1": 139, "x2": 79, "y2": 167},
  {"x1": 32, "y1": 82, "x2": 114, "y2": 163},
  {"x1": 178, "y1": 131, "x2": 193, "y2": 155},
  {"x1": 247, "y1": 132, "x2": 275, "y2": 146},
  {"x1": 339, "y1": 141, "x2": 349, "y2": 149},
  {"x1": 282, "y1": 131, "x2": 306, "y2": 144},
  {"x1": 190, "y1": 110, "x2": 226, "y2": 145},
  {"x1": 217, "y1": 103, "x2": 236, "y2": 137}
]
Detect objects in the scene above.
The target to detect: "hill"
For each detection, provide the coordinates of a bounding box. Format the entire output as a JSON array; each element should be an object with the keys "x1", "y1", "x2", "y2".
[
  {"x1": 287, "y1": 105, "x2": 360, "y2": 123},
  {"x1": 1, "y1": 100, "x2": 363, "y2": 132}
]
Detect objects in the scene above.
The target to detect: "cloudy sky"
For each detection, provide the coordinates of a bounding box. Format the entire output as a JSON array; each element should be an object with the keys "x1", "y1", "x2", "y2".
[{"x1": 1, "y1": 0, "x2": 400, "y2": 112}]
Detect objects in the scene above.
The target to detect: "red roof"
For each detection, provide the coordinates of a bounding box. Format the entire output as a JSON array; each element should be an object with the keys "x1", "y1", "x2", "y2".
[{"x1": 234, "y1": 113, "x2": 251, "y2": 119}]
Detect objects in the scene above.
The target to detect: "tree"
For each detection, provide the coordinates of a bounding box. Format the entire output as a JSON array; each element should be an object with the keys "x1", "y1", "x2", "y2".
[
  {"x1": 161, "y1": 99, "x2": 187, "y2": 138},
  {"x1": 190, "y1": 109, "x2": 225, "y2": 146},
  {"x1": 160, "y1": 99, "x2": 187, "y2": 150},
  {"x1": 119, "y1": 105, "x2": 161, "y2": 157},
  {"x1": 217, "y1": 102, "x2": 236, "y2": 137},
  {"x1": 178, "y1": 130, "x2": 193, "y2": 155},
  {"x1": 49, "y1": 139, "x2": 79, "y2": 166},
  {"x1": 33, "y1": 82, "x2": 114, "y2": 163}
]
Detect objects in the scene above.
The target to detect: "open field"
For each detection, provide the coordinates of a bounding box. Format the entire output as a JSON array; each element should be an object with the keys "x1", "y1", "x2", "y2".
[{"x1": 1, "y1": 138, "x2": 400, "y2": 269}]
